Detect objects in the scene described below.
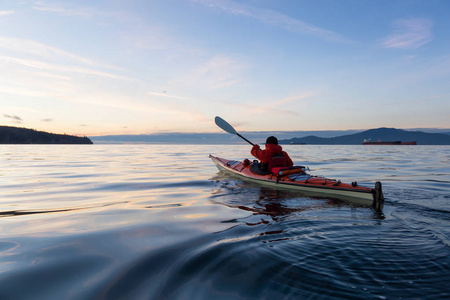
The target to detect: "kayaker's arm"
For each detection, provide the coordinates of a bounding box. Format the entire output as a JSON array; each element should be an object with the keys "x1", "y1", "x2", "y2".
[{"x1": 251, "y1": 144, "x2": 262, "y2": 160}]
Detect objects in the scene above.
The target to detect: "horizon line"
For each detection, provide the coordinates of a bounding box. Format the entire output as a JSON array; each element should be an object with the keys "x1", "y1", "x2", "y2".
[{"x1": 89, "y1": 126, "x2": 450, "y2": 137}]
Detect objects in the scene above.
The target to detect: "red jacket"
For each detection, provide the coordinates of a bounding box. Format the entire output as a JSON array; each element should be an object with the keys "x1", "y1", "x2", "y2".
[{"x1": 251, "y1": 143, "x2": 293, "y2": 166}]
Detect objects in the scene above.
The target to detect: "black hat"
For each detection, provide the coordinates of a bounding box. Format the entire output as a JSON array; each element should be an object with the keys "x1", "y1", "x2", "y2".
[{"x1": 266, "y1": 136, "x2": 278, "y2": 145}]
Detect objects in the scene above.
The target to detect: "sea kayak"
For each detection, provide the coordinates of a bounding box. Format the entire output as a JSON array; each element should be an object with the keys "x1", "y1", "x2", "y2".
[{"x1": 210, "y1": 155, "x2": 384, "y2": 211}]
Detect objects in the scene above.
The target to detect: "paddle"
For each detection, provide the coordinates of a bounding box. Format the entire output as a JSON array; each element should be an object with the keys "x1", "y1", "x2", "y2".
[{"x1": 215, "y1": 116, "x2": 254, "y2": 146}]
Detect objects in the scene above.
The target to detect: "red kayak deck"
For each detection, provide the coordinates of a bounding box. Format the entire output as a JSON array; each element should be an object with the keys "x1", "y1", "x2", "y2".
[{"x1": 210, "y1": 155, "x2": 384, "y2": 211}]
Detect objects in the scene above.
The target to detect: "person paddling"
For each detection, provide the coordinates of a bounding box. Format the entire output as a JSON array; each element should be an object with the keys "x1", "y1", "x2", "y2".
[{"x1": 251, "y1": 136, "x2": 293, "y2": 172}]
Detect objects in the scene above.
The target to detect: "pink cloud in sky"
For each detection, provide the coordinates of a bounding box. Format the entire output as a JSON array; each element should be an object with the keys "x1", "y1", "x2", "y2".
[{"x1": 383, "y1": 18, "x2": 433, "y2": 49}]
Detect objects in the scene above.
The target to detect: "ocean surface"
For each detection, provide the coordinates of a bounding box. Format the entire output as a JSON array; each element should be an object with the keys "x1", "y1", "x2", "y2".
[{"x1": 0, "y1": 144, "x2": 449, "y2": 299}]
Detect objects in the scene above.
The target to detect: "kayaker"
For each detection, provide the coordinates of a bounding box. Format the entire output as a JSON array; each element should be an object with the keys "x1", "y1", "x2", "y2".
[{"x1": 251, "y1": 136, "x2": 293, "y2": 172}]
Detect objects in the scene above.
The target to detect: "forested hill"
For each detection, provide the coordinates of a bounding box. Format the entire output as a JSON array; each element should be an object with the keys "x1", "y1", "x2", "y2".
[
  {"x1": 279, "y1": 128, "x2": 450, "y2": 145},
  {"x1": 0, "y1": 126, "x2": 93, "y2": 144}
]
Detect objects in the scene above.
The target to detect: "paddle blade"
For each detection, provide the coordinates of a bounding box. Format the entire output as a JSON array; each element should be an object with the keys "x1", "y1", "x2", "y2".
[{"x1": 215, "y1": 116, "x2": 237, "y2": 134}]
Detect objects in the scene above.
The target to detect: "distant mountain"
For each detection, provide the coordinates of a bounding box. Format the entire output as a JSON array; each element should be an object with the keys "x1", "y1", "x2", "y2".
[
  {"x1": 407, "y1": 128, "x2": 450, "y2": 135},
  {"x1": 279, "y1": 128, "x2": 450, "y2": 145},
  {"x1": 0, "y1": 126, "x2": 93, "y2": 144},
  {"x1": 91, "y1": 130, "x2": 361, "y2": 144},
  {"x1": 91, "y1": 127, "x2": 450, "y2": 145}
]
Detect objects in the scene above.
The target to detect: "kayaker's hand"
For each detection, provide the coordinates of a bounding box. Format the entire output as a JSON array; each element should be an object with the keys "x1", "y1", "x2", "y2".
[{"x1": 252, "y1": 144, "x2": 261, "y2": 151}]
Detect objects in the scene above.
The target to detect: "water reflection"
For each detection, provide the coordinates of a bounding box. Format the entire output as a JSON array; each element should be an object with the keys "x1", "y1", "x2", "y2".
[{"x1": 211, "y1": 174, "x2": 383, "y2": 219}]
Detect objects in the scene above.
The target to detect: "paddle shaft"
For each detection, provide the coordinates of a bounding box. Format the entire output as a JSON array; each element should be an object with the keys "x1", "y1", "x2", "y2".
[{"x1": 237, "y1": 133, "x2": 254, "y2": 146}]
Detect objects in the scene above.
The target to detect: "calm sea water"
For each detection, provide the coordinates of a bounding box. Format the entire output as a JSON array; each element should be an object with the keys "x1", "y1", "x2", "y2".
[{"x1": 0, "y1": 144, "x2": 449, "y2": 299}]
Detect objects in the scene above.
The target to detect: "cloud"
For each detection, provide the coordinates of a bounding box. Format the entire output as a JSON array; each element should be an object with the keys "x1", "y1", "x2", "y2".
[
  {"x1": 191, "y1": 0, "x2": 350, "y2": 43},
  {"x1": 42, "y1": 118, "x2": 53, "y2": 122},
  {"x1": 0, "y1": 36, "x2": 120, "y2": 70},
  {"x1": 0, "y1": 84, "x2": 61, "y2": 98},
  {"x1": 33, "y1": 1, "x2": 95, "y2": 17},
  {"x1": 0, "y1": 55, "x2": 133, "y2": 81},
  {"x1": 32, "y1": 2, "x2": 133, "y2": 27},
  {"x1": 223, "y1": 100, "x2": 298, "y2": 116},
  {"x1": 21, "y1": 71, "x2": 72, "y2": 81},
  {"x1": 172, "y1": 54, "x2": 249, "y2": 89},
  {"x1": 262, "y1": 91, "x2": 316, "y2": 111},
  {"x1": 3, "y1": 114, "x2": 23, "y2": 123},
  {"x1": 215, "y1": 90, "x2": 317, "y2": 118},
  {"x1": 382, "y1": 18, "x2": 433, "y2": 49},
  {"x1": 124, "y1": 30, "x2": 174, "y2": 51},
  {"x1": 0, "y1": 10, "x2": 14, "y2": 16},
  {"x1": 147, "y1": 91, "x2": 196, "y2": 101}
]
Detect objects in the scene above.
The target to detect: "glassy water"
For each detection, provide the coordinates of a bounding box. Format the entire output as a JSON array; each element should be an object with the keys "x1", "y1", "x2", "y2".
[{"x1": 0, "y1": 145, "x2": 449, "y2": 299}]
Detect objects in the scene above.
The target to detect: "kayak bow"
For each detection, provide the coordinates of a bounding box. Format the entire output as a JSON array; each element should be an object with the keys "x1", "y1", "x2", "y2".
[{"x1": 210, "y1": 155, "x2": 384, "y2": 211}]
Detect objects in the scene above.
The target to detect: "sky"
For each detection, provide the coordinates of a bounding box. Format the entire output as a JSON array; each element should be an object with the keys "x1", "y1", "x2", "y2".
[{"x1": 1, "y1": 0, "x2": 449, "y2": 136}]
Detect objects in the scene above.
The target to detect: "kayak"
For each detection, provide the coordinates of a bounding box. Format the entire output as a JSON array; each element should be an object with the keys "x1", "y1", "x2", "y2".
[{"x1": 210, "y1": 155, "x2": 384, "y2": 211}]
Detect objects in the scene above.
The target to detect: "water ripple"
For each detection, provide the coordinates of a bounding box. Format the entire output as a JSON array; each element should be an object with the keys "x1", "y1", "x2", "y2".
[{"x1": 0, "y1": 145, "x2": 449, "y2": 299}]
